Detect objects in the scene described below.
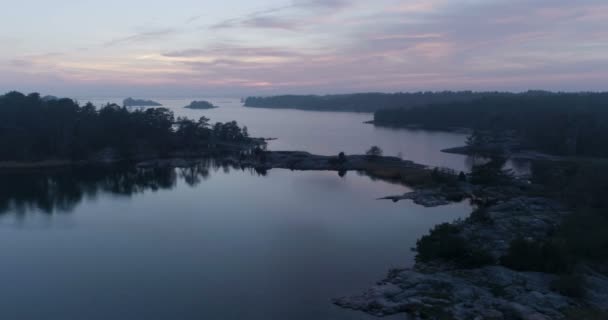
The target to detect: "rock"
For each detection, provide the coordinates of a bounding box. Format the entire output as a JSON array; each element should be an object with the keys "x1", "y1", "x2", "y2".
[
  {"x1": 458, "y1": 197, "x2": 568, "y2": 258},
  {"x1": 334, "y1": 197, "x2": 587, "y2": 320},
  {"x1": 480, "y1": 309, "x2": 504, "y2": 319},
  {"x1": 379, "y1": 189, "x2": 458, "y2": 207},
  {"x1": 334, "y1": 266, "x2": 576, "y2": 320}
]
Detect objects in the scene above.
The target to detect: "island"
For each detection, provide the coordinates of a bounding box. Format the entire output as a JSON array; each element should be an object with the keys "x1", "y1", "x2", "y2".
[
  {"x1": 184, "y1": 100, "x2": 217, "y2": 109},
  {"x1": 243, "y1": 92, "x2": 503, "y2": 113},
  {"x1": 123, "y1": 97, "x2": 162, "y2": 107},
  {"x1": 0, "y1": 91, "x2": 256, "y2": 168}
]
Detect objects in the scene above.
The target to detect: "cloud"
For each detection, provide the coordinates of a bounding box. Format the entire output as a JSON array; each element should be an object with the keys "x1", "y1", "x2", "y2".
[
  {"x1": 104, "y1": 28, "x2": 177, "y2": 47},
  {"x1": 163, "y1": 46, "x2": 306, "y2": 59},
  {"x1": 294, "y1": 0, "x2": 351, "y2": 10},
  {"x1": 4, "y1": 0, "x2": 608, "y2": 95},
  {"x1": 211, "y1": 0, "x2": 354, "y2": 30},
  {"x1": 186, "y1": 15, "x2": 203, "y2": 24}
]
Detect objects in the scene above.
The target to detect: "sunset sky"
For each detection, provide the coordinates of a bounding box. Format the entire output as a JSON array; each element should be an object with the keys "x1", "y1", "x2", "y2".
[{"x1": 1, "y1": 0, "x2": 607, "y2": 97}]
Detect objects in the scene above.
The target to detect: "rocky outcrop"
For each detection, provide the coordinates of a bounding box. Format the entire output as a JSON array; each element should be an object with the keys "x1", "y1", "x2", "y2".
[
  {"x1": 334, "y1": 197, "x2": 608, "y2": 319},
  {"x1": 460, "y1": 197, "x2": 568, "y2": 259},
  {"x1": 379, "y1": 189, "x2": 460, "y2": 207},
  {"x1": 334, "y1": 266, "x2": 577, "y2": 320}
]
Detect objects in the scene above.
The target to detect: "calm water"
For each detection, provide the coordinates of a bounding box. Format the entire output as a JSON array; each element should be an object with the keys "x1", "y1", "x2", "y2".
[
  {"x1": 0, "y1": 164, "x2": 471, "y2": 320},
  {"x1": 1, "y1": 97, "x2": 481, "y2": 319},
  {"x1": 80, "y1": 97, "x2": 477, "y2": 172}
]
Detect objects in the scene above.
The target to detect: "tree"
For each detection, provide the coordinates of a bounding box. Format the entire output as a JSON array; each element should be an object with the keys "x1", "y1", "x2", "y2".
[
  {"x1": 458, "y1": 171, "x2": 467, "y2": 182},
  {"x1": 366, "y1": 146, "x2": 383, "y2": 158},
  {"x1": 338, "y1": 152, "x2": 347, "y2": 163}
]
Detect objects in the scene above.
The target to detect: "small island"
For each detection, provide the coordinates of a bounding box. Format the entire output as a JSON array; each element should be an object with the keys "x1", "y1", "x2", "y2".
[
  {"x1": 123, "y1": 97, "x2": 162, "y2": 107},
  {"x1": 184, "y1": 100, "x2": 217, "y2": 109}
]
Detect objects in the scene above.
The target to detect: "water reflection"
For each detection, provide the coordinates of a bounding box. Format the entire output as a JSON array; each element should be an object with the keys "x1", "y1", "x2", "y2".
[{"x1": 0, "y1": 160, "x2": 266, "y2": 216}]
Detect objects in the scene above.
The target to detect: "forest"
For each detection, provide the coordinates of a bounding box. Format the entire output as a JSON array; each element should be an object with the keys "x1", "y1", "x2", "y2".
[
  {"x1": 374, "y1": 91, "x2": 608, "y2": 157},
  {"x1": 243, "y1": 91, "x2": 503, "y2": 112},
  {"x1": 0, "y1": 91, "x2": 251, "y2": 162}
]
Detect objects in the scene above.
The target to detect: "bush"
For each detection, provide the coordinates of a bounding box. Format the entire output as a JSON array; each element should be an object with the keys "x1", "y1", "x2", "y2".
[
  {"x1": 431, "y1": 167, "x2": 459, "y2": 185},
  {"x1": 366, "y1": 146, "x2": 383, "y2": 158},
  {"x1": 469, "y1": 207, "x2": 493, "y2": 225},
  {"x1": 470, "y1": 158, "x2": 514, "y2": 185},
  {"x1": 551, "y1": 274, "x2": 586, "y2": 298},
  {"x1": 416, "y1": 223, "x2": 494, "y2": 268},
  {"x1": 500, "y1": 238, "x2": 572, "y2": 273},
  {"x1": 458, "y1": 171, "x2": 467, "y2": 182},
  {"x1": 558, "y1": 209, "x2": 608, "y2": 262}
]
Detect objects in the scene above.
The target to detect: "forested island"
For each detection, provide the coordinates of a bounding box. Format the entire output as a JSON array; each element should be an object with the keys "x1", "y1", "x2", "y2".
[
  {"x1": 123, "y1": 97, "x2": 162, "y2": 107},
  {"x1": 184, "y1": 100, "x2": 218, "y2": 109},
  {"x1": 374, "y1": 91, "x2": 608, "y2": 158},
  {"x1": 0, "y1": 92, "x2": 254, "y2": 165},
  {"x1": 243, "y1": 92, "x2": 502, "y2": 112}
]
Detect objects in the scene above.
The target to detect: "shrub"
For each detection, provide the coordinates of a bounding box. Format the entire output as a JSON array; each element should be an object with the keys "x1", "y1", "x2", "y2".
[
  {"x1": 431, "y1": 167, "x2": 459, "y2": 185},
  {"x1": 551, "y1": 274, "x2": 586, "y2": 298},
  {"x1": 500, "y1": 238, "x2": 572, "y2": 273},
  {"x1": 416, "y1": 223, "x2": 494, "y2": 268},
  {"x1": 458, "y1": 171, "x2": 467, "y2": 182},
  {"x1": 469, "y1": 207, "x2": 493, "y2": 225},
  {"x1": 366, "y1": 146, "x2": 383, "y2": 158}
]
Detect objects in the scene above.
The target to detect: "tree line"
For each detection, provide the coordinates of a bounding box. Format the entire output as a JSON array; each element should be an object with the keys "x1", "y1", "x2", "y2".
[
  {"x1": 0, "y1": 91, "x2": 252, "y2": 162},
  {"x1": 244, "y1": 91, "x2": 503, "y2": 112},
  {"x1": 374, "y1": 91, "x2": 608, "y2": 157}
]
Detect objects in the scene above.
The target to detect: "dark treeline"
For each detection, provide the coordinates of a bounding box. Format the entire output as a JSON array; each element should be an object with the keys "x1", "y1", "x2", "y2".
[
  {"x1": 244, "y1": 92, "x2": 500, "y2": 112},
  {"x1": 0, "y1": 92, "x2": 252, "y2": 162},
  {"x1": 374, "y1": 91, "x2": 608, "y2": 157}
]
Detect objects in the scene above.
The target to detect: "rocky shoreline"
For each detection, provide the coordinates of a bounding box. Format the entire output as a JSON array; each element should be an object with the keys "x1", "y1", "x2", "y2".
[
  {"x1": 333, "y1": 194, "x2": 608, "y2": 319},
  {"x1": 442, "y1": 146, "x2": 563, "y2": 162}
]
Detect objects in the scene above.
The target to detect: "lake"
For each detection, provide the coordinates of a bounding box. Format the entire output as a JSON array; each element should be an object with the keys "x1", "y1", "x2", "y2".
[
  {"x1": 0, "y1": 163, "x2": 470, "y2": 319},
  {"x1": 0, "y1": 98, "x2": 477, "y2": 319}
]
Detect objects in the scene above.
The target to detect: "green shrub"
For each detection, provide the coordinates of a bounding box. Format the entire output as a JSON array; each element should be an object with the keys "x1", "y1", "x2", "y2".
[
  {"x1": 551, "y1": 274, "x2": 586, "y2": 298},
  {"x1": 416, "y1": 223, "x2": 494, "y2": 268},
  {"x1": 500, "y1": 238, "x2": 572, "y2": 273},
  {"x1": 469, "y1": 207, "x2": 493, "y2": 224},
  {"x1": 558, "y1": 209, "x2": 608, "y2": 262}
]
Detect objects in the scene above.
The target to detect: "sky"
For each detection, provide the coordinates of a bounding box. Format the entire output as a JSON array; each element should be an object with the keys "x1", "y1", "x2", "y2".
[{"x1": 0, "y1": 0, "x2": 607, "y2": 97}]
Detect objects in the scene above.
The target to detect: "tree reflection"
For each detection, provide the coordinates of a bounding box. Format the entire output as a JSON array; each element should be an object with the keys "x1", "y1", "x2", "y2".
[{"x1": 0, "y1": 159, "x2": 266, "y2": 216}]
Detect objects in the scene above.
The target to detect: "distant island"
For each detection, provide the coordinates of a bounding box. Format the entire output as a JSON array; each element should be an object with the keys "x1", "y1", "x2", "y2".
[
  {"x1": 184, "y1": 100, "x2": 217, "y2": 109},
  {"x1": 243, "y1": 92, "x2": 504, "y2": 113},
  {"x1": 41, "y1": 95, "x2": 59, "y2": 102},
  {"x1": 372, "y1": 91, "x2": 608, "y2": 158},
  {"x1": 123, "y1": 97, "x2": 162, "y2": 107}
]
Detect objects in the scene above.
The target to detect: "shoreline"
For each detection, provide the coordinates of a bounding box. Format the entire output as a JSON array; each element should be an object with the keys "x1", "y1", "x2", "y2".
[
  {"x1": 0, "y1": 150, "x2": 469, "y2": 208},
  {"x1": 366, "y1": 121, "x2": 472, "y2": 134},
  {"x1": 3, "y1": 148, "x2": 607, "y2": 319}
]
